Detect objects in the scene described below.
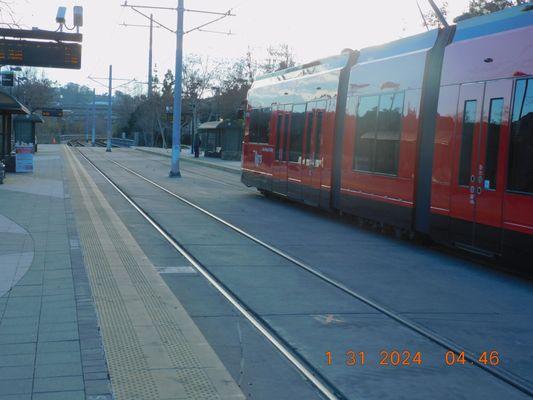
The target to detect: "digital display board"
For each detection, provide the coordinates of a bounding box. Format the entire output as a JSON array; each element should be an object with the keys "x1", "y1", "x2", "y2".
[
  {"x1": 0, "y1": 39, "x2": 81, "y2": 70},
  {"x1": 1, "y1": 72, "x2": 14, "y2": 87},
  {"x1": 41, "y1": 108, "x2": 64, "y2": 117}
]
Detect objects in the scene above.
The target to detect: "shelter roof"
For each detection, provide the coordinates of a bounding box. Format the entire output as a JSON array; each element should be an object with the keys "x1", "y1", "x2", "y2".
[{"x1": 0, "y1": 91, "x2": 30, "y2": 115}]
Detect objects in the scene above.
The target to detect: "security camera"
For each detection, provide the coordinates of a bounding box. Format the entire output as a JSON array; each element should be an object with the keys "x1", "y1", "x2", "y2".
[
  {"x1": 73, "y1": 6, "x2": 83, "y2": 27},
  {"x1": 56, "y1": 7, "x2": 67, "y2": 24}
]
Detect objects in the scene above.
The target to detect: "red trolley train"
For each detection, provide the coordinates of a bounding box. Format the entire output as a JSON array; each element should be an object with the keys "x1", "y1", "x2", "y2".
[{"x1": 242, "y1": 4, "x2": 533, "y2": 267}]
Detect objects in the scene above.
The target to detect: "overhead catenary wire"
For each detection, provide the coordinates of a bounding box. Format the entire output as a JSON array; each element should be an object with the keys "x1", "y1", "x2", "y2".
[
  {"x1": 197, "y1": 28, "x2": 234, "y2": 36},
  {"x1": 184, "y1": 12, "x2": 233, "y2": 35},
  {"x1": 129, "y1": 6, "x2": 175, "y2": 34},
  {"x1": 416, "y1": 0, "x2": 430, "y2": 31},
  {"x1": 88, "y1": 76, "x2": 139, "y2": 91},
  {"x1": 121, "y1": 1, "x2": 236, "y2": 36}
]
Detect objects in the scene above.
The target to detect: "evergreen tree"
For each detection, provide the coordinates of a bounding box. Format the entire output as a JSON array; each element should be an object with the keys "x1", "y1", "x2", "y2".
[{"x1": 455, "y1": 0, "x2": 527, "y2": 22}]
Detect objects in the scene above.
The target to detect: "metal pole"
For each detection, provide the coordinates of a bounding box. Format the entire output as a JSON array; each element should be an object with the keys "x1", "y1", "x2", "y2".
[
  {"x1": 169, "y1": 0, "x2": 183, "y2": 177},
  {"x1": 85, "y1": 103, "x2": 89, "y2": 143},
  {"x1": 91, "y1": 89, "x2": 96, "y2": 147},
  {"x1": 427, "y1": 0, "x2": 449, "y2": 28},
  {"x1": 191, "y1": 102, "x2": 196, "y2": 154},
  {"x1": 106, "y1": 65, "x2": 112, "y2": 152},
  {"x1": 148, "y1": 14, "x2": 153, "y2": 97}
]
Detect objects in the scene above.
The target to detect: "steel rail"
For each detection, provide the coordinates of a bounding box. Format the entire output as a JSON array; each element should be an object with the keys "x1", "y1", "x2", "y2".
[
  {"x1": 86, "y1": 149, "x2": 533, "y2": 398},
  {"x1": 71, "y1": 146, "x2": 344, "y2": 400}
]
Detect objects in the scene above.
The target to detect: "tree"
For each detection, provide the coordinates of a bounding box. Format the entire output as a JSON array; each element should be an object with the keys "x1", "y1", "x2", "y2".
[
  {"x1": 0, "y1": 1, "x2": 19, "y2": 28},
  {"x1": 182, "y1": 55, "x2": 220, "y2": 102},
  {"x1": 454, "y1": 0, "x2": 527, "y2": 21},
  {"x1": 261, "y1": 44, "x2": 296, "y2": 74},
  {"x1": 244, "y1": 47, "x2": 258, "y2": 86},
  {"x1": 13, "y1": 68, "x2": 57, "y2": 111},
  {"x1": 420, "y1": 1, "x2": 449, "y2": 28},
  {"x1": 59, "y1": 82, "x2": 93, "y2": 106},
  {"x1": 113, "y1": 91, "x2": 140, "y2": 135},
  {"x1": 162, "y1": 69, "x2": 174, "y2": 102},
  {"x1": 216, "y1": 57, "x2": 255, "y2": 119}
]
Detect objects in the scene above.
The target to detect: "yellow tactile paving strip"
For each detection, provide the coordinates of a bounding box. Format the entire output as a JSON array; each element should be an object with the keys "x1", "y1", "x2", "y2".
[{"x1": 64, "y1": 146, "x2": 245, "y2": 400}]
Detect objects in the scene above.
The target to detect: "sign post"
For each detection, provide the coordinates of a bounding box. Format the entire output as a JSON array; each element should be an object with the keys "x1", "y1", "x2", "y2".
[{"x1": 15, "y1": 144, "x2": 34, "y2": 173}]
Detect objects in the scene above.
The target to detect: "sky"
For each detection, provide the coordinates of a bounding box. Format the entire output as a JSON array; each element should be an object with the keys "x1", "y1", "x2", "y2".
[{"x1": 4, "y1": 0, "x2": 471, "y2": 94}]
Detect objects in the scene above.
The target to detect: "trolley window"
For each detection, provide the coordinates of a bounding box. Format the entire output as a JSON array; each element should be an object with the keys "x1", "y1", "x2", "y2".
[
  {"x1": 289, "y1": 104, "x2": 306, "y2": 162},
  {"x1": 283, "y1": 108, "x2": 291, "y2": 161},
  {"x1": 304, "y1": 106, "x2": 314, "y2": 163},
  {"x1": 275, "y1": 112, "x2": 283, "y2": 161},
  {"x1": 375, "y1": 93, "x2": 404, "y2": 174},
  {"x1": 353, "y1": 92, "x2": 404, "y2": 175},
  {"x1": 354, "y1": 96, "x2": 378, "y2": 171},
  {"x1": 458, "y1": 100, "x2": 477, "y2": 186},
  {"x1": 313, "y1": 100, "x2": 327, "y2": 164},
  {"x1": 484, "y1": 98, "x2": 503, "y2": 190},
  {"x1": 249, "y1": 107, "x2": 271, "y2": 143},
  {"x1": 507, "y1": 78, "x2": 533, "y2": 194},
  {"x1": 314, "y1": 110, "x2": 324, "y2": 162}
]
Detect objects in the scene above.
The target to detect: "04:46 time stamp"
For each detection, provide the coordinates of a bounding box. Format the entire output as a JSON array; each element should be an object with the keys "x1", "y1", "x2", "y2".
[{"x1": 325, "y1": 350, "x2": 500, "y2": 367}]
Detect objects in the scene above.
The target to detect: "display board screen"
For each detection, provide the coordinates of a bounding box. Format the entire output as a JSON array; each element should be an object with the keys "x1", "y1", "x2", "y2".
[
  {"x1": 0, "y1": 39, "x2": 81, "y2": 69},
  {"x1": 42, "y1": 108, "x2": 64, "y2": 117}
]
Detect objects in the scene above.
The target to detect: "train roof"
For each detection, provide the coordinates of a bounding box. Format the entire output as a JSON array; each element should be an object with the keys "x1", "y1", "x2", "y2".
[
  {"x1": 357, "y1": 29, "x2": 439, "y2": 63},
  {"x1": 453, "y1": 2, "x2": 533, "y2": 42},
  {"x1": 253, "y1": 52, "x2": 352, "y2": 86}
]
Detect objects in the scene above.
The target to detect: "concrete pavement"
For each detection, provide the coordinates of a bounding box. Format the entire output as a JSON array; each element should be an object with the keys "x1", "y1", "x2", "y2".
[{"x1": 0, "y1": 145, "x2": 112, "y2": 400}]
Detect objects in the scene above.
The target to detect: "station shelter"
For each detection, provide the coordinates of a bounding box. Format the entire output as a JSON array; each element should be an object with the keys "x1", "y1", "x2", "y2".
[
  {"x1": 13, "y1": 114, "x2": 44, "y2": 153},
  {"x1": 0, "y1": 91, "x2": 30, "y2": 171},
  {"x1": 198, "y1": 119, "x2": 244, "y2": 160}
]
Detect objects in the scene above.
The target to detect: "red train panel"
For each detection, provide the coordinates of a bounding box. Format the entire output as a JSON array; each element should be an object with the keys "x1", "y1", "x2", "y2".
[
  {"x1": 242, "y1": 4, "x2": 533, "y2": 267},
  {"x1": 430, "y1": 7, "x2": 533, "y2": 261}
]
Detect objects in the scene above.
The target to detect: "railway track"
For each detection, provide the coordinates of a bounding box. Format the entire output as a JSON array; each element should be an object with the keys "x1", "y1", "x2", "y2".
[
  {"x1": 71, "y1": 146, "x2": 533, "y2": 399},
  {"x1": 68, "y1": 139, "x2": 114, "y2": 148}
]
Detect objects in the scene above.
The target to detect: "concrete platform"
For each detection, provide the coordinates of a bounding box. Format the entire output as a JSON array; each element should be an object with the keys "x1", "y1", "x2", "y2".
[
  {"x1": 0, "y1": 145, "x2": 112, "y2": 400},
  {"x1": 134, "y1": 147, "x2": 241, "y2": 174},
  {"x1": 0, "y1": 145, "x2": 249, "y2": 400},
  {"x1": 63, "y1": 146, "x2": 245, "y2": 400}
]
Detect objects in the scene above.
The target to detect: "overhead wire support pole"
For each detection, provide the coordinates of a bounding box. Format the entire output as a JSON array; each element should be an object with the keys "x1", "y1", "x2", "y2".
[
  {"x1": 148, "y1": 14, "x2": 153, "y2": 97},
  {"x1": 85, "y1": 103, "x2": 89, "y2": 142},
  {"x1": 106, "y1": 65, "x2": 113, "y2": 152},
  {"x1": 122, "y1": 0, "x2": 236, "y2": 177},
  {"x1": 169, "y1": 0, "x2": 184, "y2": 177},
  {"x1": 91, "y1": 89, "x2": 96, "y2": 147},
  {"x1": 88, "y1": 74, "x2": 137, "y2": 148}
]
